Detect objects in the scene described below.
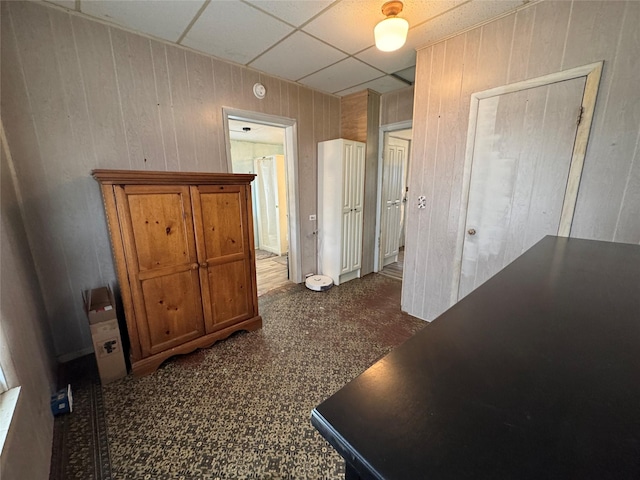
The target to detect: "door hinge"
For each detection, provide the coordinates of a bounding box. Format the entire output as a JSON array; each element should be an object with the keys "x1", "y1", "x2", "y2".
[{"x1": 577, "y1": 106, "x2": 584, "y2": 126}]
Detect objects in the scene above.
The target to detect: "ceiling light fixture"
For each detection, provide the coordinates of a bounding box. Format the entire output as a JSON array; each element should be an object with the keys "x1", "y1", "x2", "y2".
[{"x1": 374, "y1": 1, "x2": 409, "y2": 52}]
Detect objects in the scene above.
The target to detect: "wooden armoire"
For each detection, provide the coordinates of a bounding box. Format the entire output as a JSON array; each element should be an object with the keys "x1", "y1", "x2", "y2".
[{"x1": 93, "y1": 170, "x2": 262, "y2": 376}]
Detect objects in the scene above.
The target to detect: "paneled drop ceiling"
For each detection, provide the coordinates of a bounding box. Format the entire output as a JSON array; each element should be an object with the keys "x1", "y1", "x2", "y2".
[{"x1": 44, "y1": 0, "x2": 530, "y2": 96}]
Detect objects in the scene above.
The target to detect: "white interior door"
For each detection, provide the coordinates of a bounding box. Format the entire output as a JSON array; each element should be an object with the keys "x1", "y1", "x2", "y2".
[
  {"x1": 381, "y1": 135, "x2": 409, "y2": 267},
  {"x1": 459, "y1": 76, "x2": 587, "y2": 299},
  {"x1": 255, "y1": 156, "x2": 281, "y2": 255}
]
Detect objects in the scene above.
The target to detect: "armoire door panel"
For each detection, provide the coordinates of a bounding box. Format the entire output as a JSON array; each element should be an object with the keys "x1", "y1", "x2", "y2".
[
  {"x1": 195, "y1": 186, "x2": 246, "y2": 259},
  {"x1": 140, "y1": 270, "x2": 205, "y2": 355},
  {"x1": 207, "y1": 260, "x2": 252, "y2": 327},
  {"x1": 123, "y1": 186, "x2": 197, "y2": 272}
]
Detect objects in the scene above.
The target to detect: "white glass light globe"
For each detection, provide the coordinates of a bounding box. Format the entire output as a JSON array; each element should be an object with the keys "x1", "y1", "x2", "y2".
[{"x1": 374, "y1": 17, "x2": 409, "y2": 52}]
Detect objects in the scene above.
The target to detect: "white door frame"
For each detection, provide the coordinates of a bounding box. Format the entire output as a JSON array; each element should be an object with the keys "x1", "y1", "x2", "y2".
[
  {"x1": 374, "y1": 120, "x2": 413, "y2": 273},
  {"x1": 451, "y1": 61, "x2": 603, "y2": 304},
  {"x1": 222, "y1": 108, "x2": 302, "y2": 284}
]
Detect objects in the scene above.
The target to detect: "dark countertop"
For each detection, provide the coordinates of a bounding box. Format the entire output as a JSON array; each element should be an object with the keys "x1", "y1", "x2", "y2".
[{"x1": 312, "y1": 236, "x2": 640, "y2": 479}]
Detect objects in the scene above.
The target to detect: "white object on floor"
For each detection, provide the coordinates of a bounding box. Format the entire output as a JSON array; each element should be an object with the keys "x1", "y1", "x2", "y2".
[{"x1": 305, "y1": 275, "x2": 333, "y2": 292}]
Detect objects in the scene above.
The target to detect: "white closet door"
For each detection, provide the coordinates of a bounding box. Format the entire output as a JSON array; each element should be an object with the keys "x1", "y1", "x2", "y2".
[
  {"x1": 350, "y1": 142, "x2": 365, "y2": 271},
  {"x1": 255, "y1": 157, "x2": 281, "y2": 255},
  {"x1": 459, "y1": 76, "x2": 586, "y2": 299},
  {"x1": 381, "y1": 137, "x2": 408, "y2": 267},
  {"x1": 341, "y1": 143, "x2": 354, "y2": 273}
]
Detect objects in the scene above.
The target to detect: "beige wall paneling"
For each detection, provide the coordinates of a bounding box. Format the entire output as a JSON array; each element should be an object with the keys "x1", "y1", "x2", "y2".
[
  {"x1": 260, "y1": 73, "x2": 283, "y2": 117},
  {"x1": 418, "y1": 34, "x2": 468, "y2": 318},
  {"x1": 71, "y1": 15, "x2": 130, "y2": 169},
  {"x1": 1, "y1": 1, "x2": 339, "y2": 358},
  {"x1": 404, "y1": 0, "x2": 640, "y2": 323},
  {"x1": 111, "y1": 29, "x2": 166, "y2": 171},
  {"x1": 524, "y1": 1, "x2": 571, "y2": 80},
  {"x1": 186, "y1": 51, "x2": 221, "y2": 171},
  {"x1": 380, "y1": 86, "x2": 414, "y2": 127},
  {"x1": 150, "y1": 42, "x2": 181, "y2": 171},
  {"x1": 1, "y1": 122, "x2": 57, "y2": 480},
  {"x1": 568, "y1": 1, "x2": 640, "y2": 243},
  {"x1": 405, "y1": 42, "x2": 443, "y2": 316},
  {"x1": 402, "y1": 45, "x2": 433, "y2": 314},
  {"x1": 296, "y1": 87, "x2": 314, "y2": 275},
  {"x1": 8, "y1": 2, "x2": 105, "y2": 355},
  {"x1": 166, "y1": 45, "x2": 198, "y2": 170}
]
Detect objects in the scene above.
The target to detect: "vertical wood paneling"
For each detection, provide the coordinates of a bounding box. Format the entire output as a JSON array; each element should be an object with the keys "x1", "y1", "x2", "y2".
[
  {"x1": 166, "y1": 45, "x2": 197, "y2": 170},
  {"x1": 402, "y1": 46, "x2": 432, "y2": 313},
  {"x1": 505, "y1": 6, "x2": 535, "y2": 83},
  {"x1": 1, "y1": 2, "x2": 339, "y2": 357},
  {"x1": 404, "y1": 0, "x2": 640, "y2": 323},
  {"x1": 9, "y1": 2, "x2": 93, "y2": 353},
  {"x1": 111, "y1": 30, "x2": 166, "y2": 170},
  {"x1": 150, "y1": 42, "x2": 181, "y2": 171},
  {"x1": 420, "y1": 34, "x2": 466, "y2": 317},
  {"x1": 396, "y1": 87, "x2": 414, "y2": 123},
  {"x1": 298, "y1": 86, "x2": 316, "y2": 274},
  {"x1": 185, "y1": 51, "x2": 218, "y2": 171},
  {"x1": 525, "y1": 0, "x2": 571, "y2": 79},
  {"x1": 361, "y1": 90, "x2": 381, "y2": 276},
  {"x1": 381, "y1": 88, "x2": 416, "y2": 127},
  {"x1": 1, "y1": 122, "x2": 57, "y2": 480},
  {"x1": 615, "y1": 133, "x2": 640, "y2": 242},
  {"x1": 340, "y1": 90, "x2": 368, "y2": 142},
  {"x1": 571, "y1": 0, "x2": 640, "y2": 240},
  {"x1": 410, "y1": 41, "x2": 445, "y2": 315},
  {"x1": 72, "y1": 16, "x2": 130, "y2": 168},
  {"x1": 329, "y1": 96, "x2": 341, "y2": 139}
]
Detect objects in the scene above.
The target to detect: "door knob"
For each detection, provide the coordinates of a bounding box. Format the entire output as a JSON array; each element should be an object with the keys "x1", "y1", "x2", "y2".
[
  {"x1": 190, "y1": 263, "x2": 199, "y2": 270},
  {"x1": 468, "y1": 228, "x2": 476, "y2": 235},
  {"x1": 200, "y1": 262, "x2": 208, "y2": 268}
]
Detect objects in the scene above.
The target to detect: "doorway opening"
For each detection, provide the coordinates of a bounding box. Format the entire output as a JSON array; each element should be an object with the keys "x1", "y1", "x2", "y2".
[
  {"x1": 374, "y1": 121, "x2": 412, "y2": 282},
  {"x1": 224, "y1": 109, "x2": 301, "y2": 296}
]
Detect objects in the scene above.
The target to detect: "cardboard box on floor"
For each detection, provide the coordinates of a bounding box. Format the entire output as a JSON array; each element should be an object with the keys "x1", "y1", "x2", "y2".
[{"x1": 83, "y1": 286, "x2": 127, "y2": 383}]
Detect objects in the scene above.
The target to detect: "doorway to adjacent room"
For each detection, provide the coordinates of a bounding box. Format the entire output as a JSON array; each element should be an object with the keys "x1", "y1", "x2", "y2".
[
  {"x1": 224, "y1": 110, "x2": 300, "y2": 296},
  {"x1": 375, "y1": 122, "x2": 412, "y2": 283}
]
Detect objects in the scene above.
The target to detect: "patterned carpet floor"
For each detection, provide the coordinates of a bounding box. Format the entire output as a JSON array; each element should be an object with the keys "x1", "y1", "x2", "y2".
[{"x1": 50, "y1": 274, "x2": 425, "y2": 479}]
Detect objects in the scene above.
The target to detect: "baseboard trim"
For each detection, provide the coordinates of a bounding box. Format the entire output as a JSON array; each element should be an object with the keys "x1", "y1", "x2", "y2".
[{"x1": 57, "y1": 347, "x2": 93, "y2": 364}]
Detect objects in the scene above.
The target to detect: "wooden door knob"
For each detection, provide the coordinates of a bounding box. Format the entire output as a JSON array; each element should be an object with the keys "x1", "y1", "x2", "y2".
[
  {"x1": 200, "y1": 262, "x2": 208, "y2": 268},
  {"x1": 190, "y1": 263, "x2": 199, "y2": 270}
]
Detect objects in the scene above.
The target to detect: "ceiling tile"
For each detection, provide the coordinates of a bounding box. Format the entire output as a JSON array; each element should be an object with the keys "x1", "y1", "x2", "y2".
[
  {"x1": 244, "y1": 1, "x2": 334, "y2": 27},
  {"x1": 182, "y1": 0, "x2": 294, "y2": 64},
  {"x1": 80, "y1": 0, "x2": 206, "y2": 42},
  {"x1": 335, "y1": 75, "x2": 409, "y2": 96},
  {"x1": 409, "y1": 0, "x2": 524, "y2": 50},
  {"x1": 250, "y1": 31, "x2": 346, "y2": 81},
  {"x1": 356, "y1": 43, "x2": 416, "y2": 75},
  {"x1": 298, "y1": 58, "x2": 382, "y2": 94},
  {"x1": 393, "y1": 0, "x2": 458, "y2": 26},
  {"x1": 229, "y1": 119, "x2": 284, "y2": 144},
  {"x1": 303, "y1": 0, "x2": 381, "y2": 54}
]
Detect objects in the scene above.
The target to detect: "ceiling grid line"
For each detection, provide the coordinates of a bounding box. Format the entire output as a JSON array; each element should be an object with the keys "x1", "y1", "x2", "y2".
[{"x1": 42, "y1": 0, "x2": 530, "y2": 97}]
